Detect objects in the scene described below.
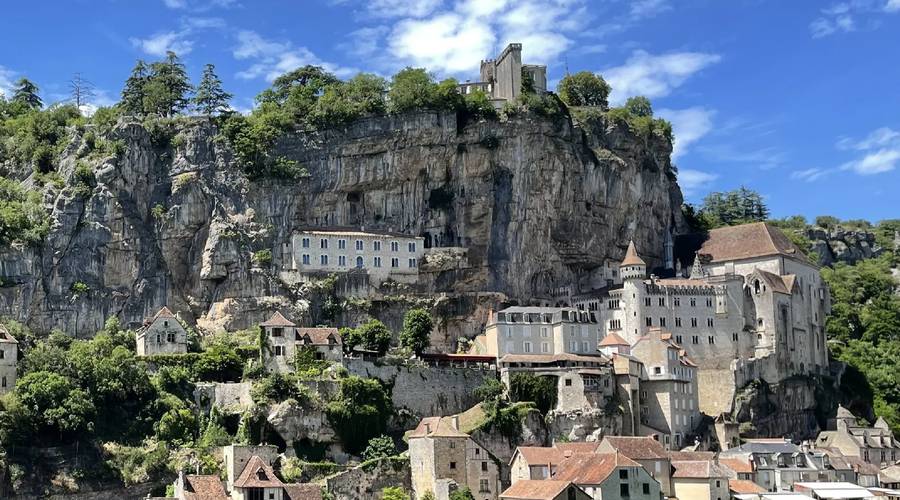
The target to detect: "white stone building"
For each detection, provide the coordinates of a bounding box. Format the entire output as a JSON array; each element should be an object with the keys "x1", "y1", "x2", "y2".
[
  {"x1": 261, "y1": 311, "x2": 343, "y2": 373},
  {"x1": 0, "y1": 325, "x2": 18, "y2": 396},
  {"x1": 474, "y1": 306, "x2": 602, "y2": 358},
  {"x1": 282, "y1": 228, "x2": 424, "y2": 287},
  {"x1": 136, "y1": 307, "x2": 188, "y2": 357}
]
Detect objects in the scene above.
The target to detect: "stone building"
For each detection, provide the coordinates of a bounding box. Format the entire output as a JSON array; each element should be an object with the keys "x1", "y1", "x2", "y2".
[
  {"x1": 550, "y1": 452, "x2": 662, "y2": 500},
  {"x1": 474, "y1": 307, "x2": 602, "y2": 358},
  {"x1": 629, "y1": 328, "x2": 700, "y2": 450},
  {"x1": 0, "y1": 324, "x2": 18, "y2": 396},
  {"x1": 670, "y1": 460, "x2": 730, "y2": 500},
  {"x1": 408, "y1": 415, "x2": 501, "y2": 500},
  {"x1": 458, "y1": 43, "x2": 548, "y2": 106},
  {"x1": 282, "y1": 228, "x2": 424, "y2": 287},
  {"x1": 499, "y1": 480, "x2": 591, "y2": 500},
  {"x1": 135, "y1": 306, "x2": 188, "y2": 357},
  {"x1": 579, "y1": 223, "x2": 831, "y2": 415},
  {"x1": 509, "y1": 443, "x2": 602, "y2": 482},
  {"x1": 815, "y1": 405, "x2": 900, "y2": 467},
  {"x1": 595, "y1": 436, "x2": 673, "y2": 498},
  {"x1": 260, "y1": 312, "x2": 343, "y2": 373},
  {"x1": 498, "y1": 354, "x2": 614, "y2": 412}
]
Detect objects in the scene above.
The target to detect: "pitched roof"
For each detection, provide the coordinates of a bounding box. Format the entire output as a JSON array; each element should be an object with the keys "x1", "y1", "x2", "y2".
[
  {"x1": 233, "y1": 455, "x2": 284, "y2": 489},
  {"x1": 260, "y1": 311, "x2": 296, "y2": 327},
  {"x1": 513, "y1": 443, "x2": 599, "y2": 467},
  {"x1": 621, "y1": 240, "x2": 646, "y2": 267},
  {"x1": 0, "y1": 324, "x2": 18, "y2": 344},
  {"x1": 699, "y1": 222, "x2": 813, "y2": 265},
  {"x1": 283, "y1": 484, "x2": 323, "y2": 500},
  {"x1": 182, "y1": 475, "x2": 228, "y2": 500},
  {"x1": 556, "y1": 442, "x2": 602, "y2": 455},
  {"x1": 552, "y1": 453, "x2": 639, "y2": 484},
  {"x1": 499, "y1": 353, "x2": 609, "y2": 365},
  {"x1": 407, "y1": 416, "x2": 469, "y2": 438},
  {"x1": 753, "y1": 269, "x2": 792, "y2": 295},
  {"x1": 672, "y1": 460, "x2": 729, "y2": 479},
  {"x1": 500, "y1": 480, "x2": 579, "y2": 500},
  {"x1": 729, "y1": 479, "x2": 766, "y2": 494},
  {"x1": 719, "y1": 457, "x2": 754, "y2": 474},
  {"x1": 599, "y1": 332, "x2": 629, "y2": 347},
  {"x1": 297, "y1": 327, "x2": 341, "y2": 345},
  {"x1": 599, "y1": 436, "x2": 668, "y2": 459},
  {"x1": 668, "y1": 451, "x2": 716, "y2": 461}
]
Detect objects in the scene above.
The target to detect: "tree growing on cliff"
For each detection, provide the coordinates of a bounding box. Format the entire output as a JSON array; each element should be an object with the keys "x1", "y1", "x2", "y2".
[
  {"x1": 193, "y1": 63, "x2": 232, "y2": 116},
  {"x1": 399, "y1": 308, "x2": 432, "y2": 355},
  {"x1": 557, "y1": 71, "x2": 611, "y2": 108},
  {"x1": 698, "y1": 187, "x2": 770, "y2": 228},
  {"x1": 12, "y1": 78, "x2": 42, "y2": 110},
  {"x1": 325, "y1": 376, "x2": 392, "y2": 453},
  {"x1": 362, "y1": 434, "x2": 396, "y2": 461},
  {"x1": 144, "y1": 51, "x2": 192, "y2": 117},
  {"x1": 625, "y1": 96, "x2": 653, "y2": 117},
  {"x1": 350, "y1": 319, "x2": 393, "y2": 355},
  {"x1": 121, "y1": 60, "x2": 149, "y2": 115}
]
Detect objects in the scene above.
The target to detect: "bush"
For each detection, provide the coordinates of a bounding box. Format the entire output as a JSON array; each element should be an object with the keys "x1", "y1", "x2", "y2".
[
  {"x1": 253, "y1": 249, "x2": 273, "y2": 266},
  {"x1": 0, "y1": 176, "x2": 50, "y2": 246},
  {"x1": 510, "y1": 373, "x2": 557, "y2": 414},
  {"x1": 362, "y1": 434, "x2": 396, "y2": 461},
  {"x1": 103, "y1": 440, "x2": 170, "y2": 486},
  {"x1": 279, "y1": 457, "x2": 304, "y2": 482},
  {"x1": 399, "y1": 308, "x2": 432, "y2": 355},
  {"x1": 73, "y1": 161, "x2": 96, "y2": 198},
  {"x1": 624, "y1": 96, "x2": 653, "y2": 117},
  {"x1": 325, "y1": 376, "x2": 392, "y2": 453},
  {"x1": 70, "y1": 281, "x2": 90, "y2": 296},
  {"x1": 154, "y1": 408, "x2": 197, "y2": 445},
  {"x1": 387, "y1": 68, "x2": 462, "y2": 114},
  {"x1": 382, "y1": 487, "x2": 410, "y2": 500},
  {"x1": 449, "y1": 488, "x2": 475, "y2": 500},
  {"x1": 251, "y1": 373, "x2": 314, "y2": 405},
  {"x1": 557, "y1": 71, "x2": 611, "y2": 108}
]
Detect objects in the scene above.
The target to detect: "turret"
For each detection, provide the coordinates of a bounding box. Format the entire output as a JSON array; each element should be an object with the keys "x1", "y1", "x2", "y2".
[{"x1": 620, "y1": 241, "x2": 646, "y2": 281}]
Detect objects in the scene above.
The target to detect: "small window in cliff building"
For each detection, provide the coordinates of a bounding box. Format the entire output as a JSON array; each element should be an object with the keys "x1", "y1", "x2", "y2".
[
  {"x1": 356, "y1": 256, "x2": 363, "y2": 268},
  {"x1": 450, "y1": 462, "x2": 457, "y2": 469},
  {"x1": 754, "y1": 280, "x2": 760, "y2": 294}
]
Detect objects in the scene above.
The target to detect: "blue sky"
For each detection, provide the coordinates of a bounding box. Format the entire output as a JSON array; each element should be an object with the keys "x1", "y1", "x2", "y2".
[{"x1": 1, "y1": 0, "x2": 899, "y2": 222}]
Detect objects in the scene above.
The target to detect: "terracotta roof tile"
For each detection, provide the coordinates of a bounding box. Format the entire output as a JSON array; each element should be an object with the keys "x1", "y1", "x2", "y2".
[
  {"x1": 668, "y1": 451, "x2": 716, "y2": 461},
  {"x1": 556, "y1": 442, "x2": 601, "y2": 455},
  {"x1": 233, "y1": 455, "x2": 284, "y2": 489},
  {"x1": 552, "y1": 453, "x2": 639, "y2": 484},
  {"x1": 621, "y1": 241, "x2": 646, "y2": 267},
  {"x1": 283, "y1": 484, "x2": 323, "y2": 500},
  {"x1": 672, "y1": 460, "x2": 729, "y2": 479},
  {"x1": 500, "y1": 480, "x2": 580, "y2": 499},
  {"x1": 0, "y1": 325, "x2": 18, "y2": 343},
  {"x1": 296, "y1": 327, "x2": 342, "y2": 345},
  {"x1": 599, "y1": 436, "x2": 668, "y2": 459},
  {"x1": 729, "y1": 479, "x2": 766, "y2": 494},
  {"x1": 260, "y1": 311, "x2": 296, "y2": 327},
  {"x1": 182, "y1": 475, "x2": 227, "y2": 500},
  {"x1": 752, "y1": 269, "x2": 792, "y2": 295},
  {"x1": 407, "y1": 416, "x2": 468, "y2": 438},
  {"x1": 699, "y1": 222, "x2": 813, "y2": 265},
  {"x1": 599, "y1": 332, "x2": 629, "y2": 347},
  {"x1": 719, "y1": 457, "x2": 754, "y2": 474}
]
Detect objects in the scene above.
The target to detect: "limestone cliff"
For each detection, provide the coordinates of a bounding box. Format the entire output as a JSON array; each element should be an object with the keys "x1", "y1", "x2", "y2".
[
  {"x1": 0, "y1": 110, "x2": 686, "y2": 347},
  {"x1": 806, "y1": 227, "x2": 883, "y2": 266}
]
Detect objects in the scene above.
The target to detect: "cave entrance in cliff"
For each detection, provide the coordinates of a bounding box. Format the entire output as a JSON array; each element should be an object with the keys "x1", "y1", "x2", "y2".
[{"x1": 347, "y1": 192, "x2": 362, "y2": 225}]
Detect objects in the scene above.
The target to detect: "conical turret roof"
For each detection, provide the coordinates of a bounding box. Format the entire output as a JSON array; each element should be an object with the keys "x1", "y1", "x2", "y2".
[{"x1": 621, "y1": 241, "x2": 646, "y2": 267}]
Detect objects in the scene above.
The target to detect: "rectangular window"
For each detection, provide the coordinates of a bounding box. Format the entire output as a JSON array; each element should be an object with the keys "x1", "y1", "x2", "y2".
[
  {"x1": 373, "y1": 240, "x2": 382, "y2": 251},
  {"x1": 707, "y1": 298, "x2": 713, "y2": 307},
  {"x1": 408, "y1": 258, "x2": 417, "y2": 268},
  {"x1": 643, "y1": 483, "x2": 650, "y2": 495},
  {"x1": 355, "y1": 240, "x2": 363, "y2": 250},
  {"x1": 541, "y1": 342, "x2": 549, "y2": 353},
  {"x1": 692, "y1": 336, "x2": 699, "y2": 345},
  {"x1": 338, "y1": 255, "x2": 346, "y2": 266},
  {"x1": 660, "y1": 317, "x2": 667, "y2": 327},
  {"x1": 582, "y1": 341, "x2": 589, "y2": 352},
  {"x1": 302, "y1": 254, "x2": 310, "y2": 265},
  {"x1": 320, "y1": 255, "x2": 328, "y2": 265},
  {"x1": 565, "y1": 378, "x2": 572, "y2": 387},
  {"x1": 167, "y1": 333, "x2": 175, "y2": 342},
  {"x1": 0, "y1": 350, "x2": 4, "y2": 359},
  {"x1": 449, "y1": 462, "x2": 456, "y2": 469},
  {"x1": 338, "y1": 239, "x2": 346, "y2": 249},
  {"x1": 479, "y1": 479, "x2": 489, "y2": 492},
  {"x1": 732, "y1": 332, "x2": 738, "y2": 342},
  {"x1": 391, "y1": 241, "x2": 399, "y2": 252},
  {"x1": 541, "y1": 327, "x2": 549, "y2": 337},
  {"x1": 659, "y1": 297, "x2": 665, "y2": 306},
  {"x1": 320, "y1": 238, "x2": 328, "y2": 249},
  {"x1": 676, "y1": 335, "x2": 683, "y2": 344},
  {"x1": 275, "y1": 346, "x2": 285, "y2": 356},
  {"x1": 391, "y1": 258, "x2": 399, "y2": 268},
  {"x1": 691, "y1": 318, "x2": 698, "y2": 328},
  {"x1": 408, "y1": 242, "x2": 416, "y2": 252},
  {"x1": 620, "y1": 484, "x2": 630, "y2": 498},
  {"x1": 645, "y1": 317, "x2": 652, "y2": 327},
  {"x1": 675, "y1": 317, "x2": 682, "y2": 327},
  {"x1": 302, "y1": 237, "x2": 310, "y2": 248},
  {"x1": 619, "y1": 469, "x2": 628, "y2": 479},
  {"x1": 690, "y1": 298, "x2": 696, "y2": 307},
  {"x1": 645, "y1": 297, "x2": 652, "y2": 306},
  {"x1": 674, "y1": 297, "x2": 681, "y2": 307},
  {"x1": 708, "y1": 336, "x2": 715, "y2": 344},
  {"x1": 524, "y1": 342, "x2": 532, "y2": 353}
]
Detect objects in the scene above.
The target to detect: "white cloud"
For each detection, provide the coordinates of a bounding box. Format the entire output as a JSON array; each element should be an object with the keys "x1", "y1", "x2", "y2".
[
  {"x1": 0, "y1": 65, "x2": 16, "y2": 98},
  {"x1": 389, "y1": 13, "x2": 496, "y2": 74},
  {"x1": 677, "y1": 169, "x2": 718, "y2": 197},
  {"x1": 366, "y1": 0, "x2": 444, "y2": 18},
  {"x1": 162, "y1": 0, "x2": 237, "y2": 11},
  {"x1": 602, "y1": 50, "x2": 721, "y2": 105},
  {"x1": 77, "y1": 89, "x2": 118, "y2": 117},
  {"x1": 888, "y1": 0, "x2": 900, "y2": 12},
  {"x1": 233, "y1": 30, "x2": 356, "y2": 81},
  {"x1": 836, "y1": 126, "x2": 900, "y2": 150},
  {"x1": 811, "y1": 0, "x2": 899, "y2": 38},
  {"x1": 630, "y1": 0, "x2": 671, "y2": 18},
  {"x1": 657, "y1": 107, "x2": 715, "y2": 160},
  {"x1": 696, "y1": 144, "x2": 787, "y2": 170},
  {"x1": 834, "y1": 126, "x2": 900, "y2": 175},
  {"x1": 130, "y1": 31, "x2": 195, "y2": 56},
  {"x1": 841, "y1": 149, "x2": 900, "y2": 175},
  {"x1": 790, "y1": 168, "x2": 831, "y2": 182}
]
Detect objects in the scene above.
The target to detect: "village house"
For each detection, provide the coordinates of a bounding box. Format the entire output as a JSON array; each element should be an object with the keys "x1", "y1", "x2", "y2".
[
  {"x1": 135, "y1": 306, "x2": 188, "y2": 356},
  {"x1": 629, "y1": 328, "x2": 701, "y2": 450},
  {"x1": 408, "y1": 415, "x2": 501, "y2": 500},
  {"x1": 670, "y1": 460, "x2": 731, "y2": 500},
  {"x1": 282, "y1": 228, "x2": 424, "y2": 288},
  {"x1": 498, "y1": 354, "x2": 614, "y2": 413},
  {"x1": 0, "y1": 324, "x2": 18, "y2": 396},
  {"x1": 260, "y1": 312, "x2": 343, "y2": 373},
  {"x1": 595, "y1": 436, "x2": 673, "y2": 498},
  {"x1": 499, "y1": 480, "x2": 591, "y2": 500},
  {"x1": 815, "y1": 405, "x2": 900, "y2": 467},
  {"x1": 509, "y1": 443, "x2": 602, "y2": 482},
  {"x1": 475, "y1": 306, "x2": 602, "y2": 359},
  {"x1": 550, "y1": 452, "x2": 662, "y2": 500}
]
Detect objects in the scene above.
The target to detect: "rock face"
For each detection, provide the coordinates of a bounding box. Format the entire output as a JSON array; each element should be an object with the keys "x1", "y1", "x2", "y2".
[
  {"x1": 807, "y1": 227, "x2": 882, "y2": 266},
  {"x1": 0, "y1": 111, "x2": 686, "y2": 348}
]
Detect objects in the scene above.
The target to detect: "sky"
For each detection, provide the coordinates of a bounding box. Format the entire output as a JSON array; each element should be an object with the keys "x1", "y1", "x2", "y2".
[{"x1": 1, "y1": 0, "x2": 899, "y2": 222}]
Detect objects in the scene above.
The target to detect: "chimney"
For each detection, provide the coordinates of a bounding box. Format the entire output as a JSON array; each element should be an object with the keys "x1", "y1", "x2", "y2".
[
  {"x1": 452, "y1": 415, "x2": 460, "y2": 430},
  {"x1": 425, "y1": 423, "x2": 431, "y2": 434}
]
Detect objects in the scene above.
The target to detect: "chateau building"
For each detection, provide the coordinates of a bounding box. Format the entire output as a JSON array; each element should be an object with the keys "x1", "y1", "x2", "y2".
[
  {"x1": 408, "y1": 415, "x2": 501, "y2": 500},
  {"x1": 260, "y1": 312, "x2": 343, "y2": 373},
  {"x1": 815, "y1": 405, "x2": 900, "y2": 467},
  {"x1": 283, "y1": 228, "x2": 424, "y2": 286},
  {"x1": 0, "y1": 324, "x2": 18, "y2": 396},
  {"x1": 474, "y1": 307, "x2": 602, "y2": 358},
  {"x1": 580, "y1": 223, "x2": 831, "y2": 415},
  {"x1": 458, "y1": 43, "x2": 548, "y2": 107},
  {"x1": 136, "y1": 306, "x2": 188, "y2": 357}
]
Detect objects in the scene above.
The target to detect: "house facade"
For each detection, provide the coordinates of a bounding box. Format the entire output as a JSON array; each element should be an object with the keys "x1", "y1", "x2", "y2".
[
  {"x1": 135, "y1": 306, "x2": 188, "y2": 356},
  {"x1": 815, "y1": 405, "x2": 900, "y2": 467},
  {"x1": 595, "y1": 436, "x2": 673, "y2": 498},
  {"x1": 475, "y1": 307, "x2": 602, "y2": 358},
  {"x1": 261, "y1": 312, "x2": 343, "y2": 373},
  {"x1": 0, "y1": 325, "x2": 18, "y2": 396}
]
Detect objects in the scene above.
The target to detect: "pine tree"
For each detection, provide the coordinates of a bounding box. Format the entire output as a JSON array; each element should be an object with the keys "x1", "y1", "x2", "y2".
[
  {"x1": 121, "y1": 60, "x2": 149, "y2": 115},
  {"x1": 12, "y1": 78, "x2": 42, "y2": 109},
  {"x1": 193, "y1": 63, "x2": 232, "y2": 116},
  {"x1": 145, "y1": 51, "x2": 192, "y2": 117}
]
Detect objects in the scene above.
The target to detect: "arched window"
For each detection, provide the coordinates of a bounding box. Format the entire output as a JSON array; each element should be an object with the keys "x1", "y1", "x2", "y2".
[
  {"x1": 754, "y1": 280, "x2": 760, "y2": 294},
  {"x1": 356, "y1": 256, "x2": 363, "y2": 268}
]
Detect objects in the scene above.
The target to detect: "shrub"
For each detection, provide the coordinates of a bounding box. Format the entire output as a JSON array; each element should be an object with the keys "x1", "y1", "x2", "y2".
[
  {"x1": 253, "y1": 249, "x2": 273, "y2": 266},
  {"x1": 325, "y1": 376, "x2": 392, "y2": 453},
  {"x1": 70, "y1": 281, "x2": 90, "y2": 296},
  {"x1": 510, "y1": 373, "x2": 557, "y2": 414},
  {"x1": 399, "y1": 308, "x2": 432, "y2": 355},
  {"x1": 103, "y1": 440, "x2": 170, "y2": 486},
  {"x1": 624, "y1": 96, "x2": 653, "y2": 117},
  {"x1": 449, "y1": 488, "x2": 475, "y2": 500},
  {"x1": 362, "y1": 434, "x2": 396, "y2": 461},
  {"x1": 0, "y1": 176, "x2": 50, "y2": 246},
  {"x1": 382, "y1": 487, "x2": 410, "y2": 500},
  {"x1": 558, "y1": 71, "x2": 611, "y2": 108},
  {"x1": 154, "y1": 408, "x2": 197, "y2": 445},
  {"x1": 151, "y1": 203, "x2": 166, "y2": 220},
  {"x1": 279, "y1": 457, "x2": 304, "y2": 482}
]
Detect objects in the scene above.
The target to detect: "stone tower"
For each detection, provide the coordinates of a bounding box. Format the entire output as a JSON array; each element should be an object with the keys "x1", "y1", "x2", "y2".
[
  {"x1": 0, "y1": 325, "x2": 18, "y2": 396},
  {"x1": 620, "y1": 240, "x2": 647, "y2": 281}
]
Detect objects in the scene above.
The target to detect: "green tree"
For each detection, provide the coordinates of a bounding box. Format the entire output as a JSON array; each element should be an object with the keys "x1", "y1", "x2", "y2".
[
  {"x1": 198, "y1": 408, "x2": 232, "y2": 447},
  {"x1": 362, "y1": 434, "x2": 396, "y2": 461},
  {"x1": 155, "y1": 408, "x2": 197, "y2": 445},
  {"x1": 12, "y1": 78, "x2": 42, "y2": 109},
  {"x1": 699, "y1": 186, "x2": 770, "y2": 228},
  {"x1": 193, "y1": 63, "x2": 232, "y2": 116},
  {"x1": 399, "y1": 308, "x2": 432, "y2": 354},
  {"x1": 325, "y1": 376, "x2": 392, "y2": 453},
  {"x1": 145, "y1": 51, "x2": 192, "y2": 116},
  {"x1": 624, "y1": 96, "x2": 653, "y2": 117},
  {"x1": 356, "y1": 319, "x2": 392, "y2": 355},
  {"x1": 557, "y1": 71, "x2": 611, "y2": 108},
  {"x1": 474, "y1": 378, "x2": 504, "y2": 403},
  {"x1": 509, "y1": 373, "x2": 557, "y2": 415},
  {"x1": 13, "y1": 371, "x2": 96, "y2": 441},
  {"x1": 449, "y1": 487, "x2": 475, "y2": 500},
  {"x1": 382, "y1": 487, "x2": 410, "y2": 500},
  {"x1": 816, "y1": 215, "x2": 841, "y2": 229},
  {"x1": 121, "y1": 60, "x2": 149, "y2": 115},
  {"x1": 388, "y1": 68, "x2": 434, "y2": 114},
  {"x1": 257, "y1": 65, "x2": 339, "y2": 121}
]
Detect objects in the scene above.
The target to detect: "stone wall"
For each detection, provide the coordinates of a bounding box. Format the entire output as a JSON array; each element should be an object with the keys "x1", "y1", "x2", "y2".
[
  {"x1": 195, "y1": 382, "x2": 253, "y2": 414},
  {"x1": 344, "y1": 359, "x2": 496, "y2": 420},
  {"x1": 325, "y1": 456, "x2": 411, "y2": 500}
]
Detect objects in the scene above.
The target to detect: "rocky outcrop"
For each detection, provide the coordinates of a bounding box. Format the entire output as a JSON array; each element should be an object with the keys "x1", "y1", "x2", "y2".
[
  {"x1": 0, "y1": 111, "x2": 686, "y2": 349},
  {"x1": 730, "y1": 377, "x2": 824, "y2": 440},
  {"x1": 807, "y1": 227, "x2": 882, "y2": 266},
  {"x1": 546, "y1": 408, "x2": 621, "y2": 442}
]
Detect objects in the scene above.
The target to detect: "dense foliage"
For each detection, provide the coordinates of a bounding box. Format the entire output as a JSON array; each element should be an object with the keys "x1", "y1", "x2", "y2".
[
  {"x1": 399, "y1": 308, "x2": 432, "y2": 355},
  {"x1": 557, "y1": 71, "x2": 611, "y2": 108},
  {"x1": 325, "y1": 376, "x2": 393, "y2": 453},
  {"x1": 120, "y1": 52, "x2": 193, "y2": 117},
  {"x1": 343, "y1": 319, "x2": 393, "y2": 355},
  {"x1": 684, "y1": 186, "x2": 771, "y2": 230},
  {"x1": 362, "y1": 434, "x2": 396, "y2": 461}
]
